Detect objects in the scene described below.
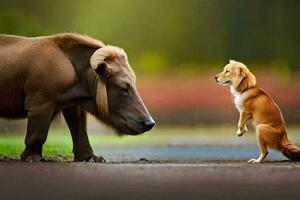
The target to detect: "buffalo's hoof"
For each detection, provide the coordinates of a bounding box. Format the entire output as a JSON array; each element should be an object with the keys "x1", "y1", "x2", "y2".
[
  {"x1": 74, "y1": 155, "x2": 106, "y2": 163},
  {"x1": 21, "y1": 154, "x2": 44, "y2": 162},
  {"x1": 86, "y1": 155, "x2": 106, "y2": 163},
  {"x1": 20, "y1": 150, "x2": 43, "y2": 162}
]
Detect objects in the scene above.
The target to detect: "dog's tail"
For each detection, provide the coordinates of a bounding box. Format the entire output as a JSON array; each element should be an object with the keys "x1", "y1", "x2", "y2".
[{"x1": 281, "y1": 140, "x2": 300, "y2": 161}]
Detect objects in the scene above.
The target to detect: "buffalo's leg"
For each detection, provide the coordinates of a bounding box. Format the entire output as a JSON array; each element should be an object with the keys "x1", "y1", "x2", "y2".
[
  {"x1": 63, "y1": 106, "x2": 106, "y2": 163},
  {"x1": 20, "y1": 108, "x2": 54, "y2": 162}
]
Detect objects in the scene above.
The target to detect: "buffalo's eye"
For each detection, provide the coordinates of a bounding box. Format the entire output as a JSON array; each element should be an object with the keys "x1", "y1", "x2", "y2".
[{"x1": 120, "y1": 87, "x2": 129, "y2": 96}]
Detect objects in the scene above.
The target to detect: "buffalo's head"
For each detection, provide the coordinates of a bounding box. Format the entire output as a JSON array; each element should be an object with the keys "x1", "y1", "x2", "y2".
[{"x1": 90, "y1": 46, "x2": 155, "y2": 135}]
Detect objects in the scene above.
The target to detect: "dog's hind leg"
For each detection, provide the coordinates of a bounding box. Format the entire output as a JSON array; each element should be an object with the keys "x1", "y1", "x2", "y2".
[
  {"x1": 248, "y1": 142, "x2": 268, "y2": 163},
  {"x1": 248, "y1": 126, "x2": 269, "y2": 163}
]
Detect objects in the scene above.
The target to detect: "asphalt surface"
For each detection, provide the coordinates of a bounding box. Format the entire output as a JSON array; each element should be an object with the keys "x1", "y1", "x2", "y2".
[
  {"x1": 1, "y1": 161, "x2": 300, "y2": 200},
  {"x1": 95, "y1": 145, "x2": 287, "y2": 161}
]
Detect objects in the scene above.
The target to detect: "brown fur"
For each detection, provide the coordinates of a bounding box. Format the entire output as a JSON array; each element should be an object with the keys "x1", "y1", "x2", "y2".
[
  {"x1": 0, "y1": 33, "x2": 154, "y2": 162},
  {"x1": 215, "y1": 60, "x2": 300, "y2": 163}
]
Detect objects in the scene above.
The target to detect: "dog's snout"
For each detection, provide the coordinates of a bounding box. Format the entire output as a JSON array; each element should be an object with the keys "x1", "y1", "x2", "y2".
[{"x1": 142, "y1": 116, "x2": 155, "y2": 132}]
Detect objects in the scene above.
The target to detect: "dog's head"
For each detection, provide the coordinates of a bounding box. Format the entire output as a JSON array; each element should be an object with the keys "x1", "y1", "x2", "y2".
[{"x1": 214, "y1": 60, "x2": 256, "y2": 91}]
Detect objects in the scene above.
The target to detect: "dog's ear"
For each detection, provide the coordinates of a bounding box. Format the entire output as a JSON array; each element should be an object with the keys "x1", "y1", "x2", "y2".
[{"x1": 233, "y1": 67, "x2": 246, "y2": 88}]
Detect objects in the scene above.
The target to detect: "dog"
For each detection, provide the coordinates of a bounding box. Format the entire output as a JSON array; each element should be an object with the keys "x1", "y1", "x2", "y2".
[{"x1": 215, "y1": 60, "x2": 300, "y2": 163}]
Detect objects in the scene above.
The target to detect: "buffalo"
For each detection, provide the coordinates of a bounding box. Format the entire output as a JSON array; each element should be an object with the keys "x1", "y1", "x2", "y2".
[{"x1": 0, "y1": 33, "x2": 155, "y2": 162}]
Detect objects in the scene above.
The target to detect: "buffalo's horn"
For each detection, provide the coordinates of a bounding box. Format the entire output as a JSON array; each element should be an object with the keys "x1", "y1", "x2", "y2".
[{"x1": 90, "y1": 47, "x2": 109, "y2": 70}]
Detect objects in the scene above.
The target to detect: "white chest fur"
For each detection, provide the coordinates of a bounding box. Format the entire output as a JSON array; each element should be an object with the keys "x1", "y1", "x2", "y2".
[{"x1": 230, "y1": 86, "x2": 243, "y2": 112}]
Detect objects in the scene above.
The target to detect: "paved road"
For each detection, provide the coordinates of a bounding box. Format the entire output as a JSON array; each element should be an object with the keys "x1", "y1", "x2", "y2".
[
  {"x1": 1, "y1": 161, "x2": 300, "y2": 200},
  {"x1": 96, "y1": 145, "x2": 287, "y2": 161}
]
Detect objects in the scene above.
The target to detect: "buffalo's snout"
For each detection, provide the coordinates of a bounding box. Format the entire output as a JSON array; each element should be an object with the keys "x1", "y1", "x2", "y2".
[{"x1": 142, "y1": 116, "x2": 155, "y2": 132}]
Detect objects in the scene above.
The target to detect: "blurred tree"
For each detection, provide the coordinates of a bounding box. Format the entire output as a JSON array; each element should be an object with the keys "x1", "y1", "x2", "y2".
[
  {"x1": 0, "y1": 0, "x2": 299, "y2": 74},
  {"x1": 0, "y1": 9, "x2": 46, "y2": 35},
  {"x1": 223, "y1": 0, "x2": 300, "y2": 70}
]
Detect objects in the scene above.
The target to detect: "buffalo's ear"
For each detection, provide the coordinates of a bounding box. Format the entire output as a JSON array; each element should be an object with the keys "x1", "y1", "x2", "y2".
[
  {"x1": 95, "y1": 62, "x2": 107, "y2": 76},
  {"x1": 94, "y1": 62, "x2": 110, "y2": 79}
]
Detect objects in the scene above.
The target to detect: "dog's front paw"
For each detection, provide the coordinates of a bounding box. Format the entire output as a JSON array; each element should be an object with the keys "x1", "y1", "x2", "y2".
[
  {"x1": 237, "y1": 128, "x2": 246, "y2": 137},
  {"x1": 248, "y1": 158, "x2": 261, "y2": 164},
  {"x1": 237, "y1": 125, "x2": 247, "y2": 137},
  {"x1": 237, "y1": 129, "x2": 244, "y2": 137}
]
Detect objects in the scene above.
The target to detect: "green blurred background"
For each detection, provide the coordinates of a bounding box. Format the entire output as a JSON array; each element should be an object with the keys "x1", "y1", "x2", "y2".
[
  {"x1": 0, "y1": 0, "x2": 300, "y2": 159},
  {"x1": 0, "y1": 0, "x2": 300, "y2": 127},
  {"x1": 1, "y1": 0, "x2": 300, "y2": 73}
]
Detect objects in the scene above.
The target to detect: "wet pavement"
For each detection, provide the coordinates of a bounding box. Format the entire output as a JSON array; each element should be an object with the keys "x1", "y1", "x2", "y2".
[
  {"x1": 0, "y1": 144, "x2": 299, "y2": 200},
  {"x1": 0, "y1": 161, "x2": 299, "y2": 200},
  {"x1": 96, "y1": 145, "x2": 286, "y2": 162},
  {"x1": 2, "y1": 127, "x2": 300, "y2": 200}
]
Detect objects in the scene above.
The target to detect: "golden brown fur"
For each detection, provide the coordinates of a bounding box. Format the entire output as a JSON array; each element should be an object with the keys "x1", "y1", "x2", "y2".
[{"x1": 215, "y1": 60, "x2": 300, "y2": 163}]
